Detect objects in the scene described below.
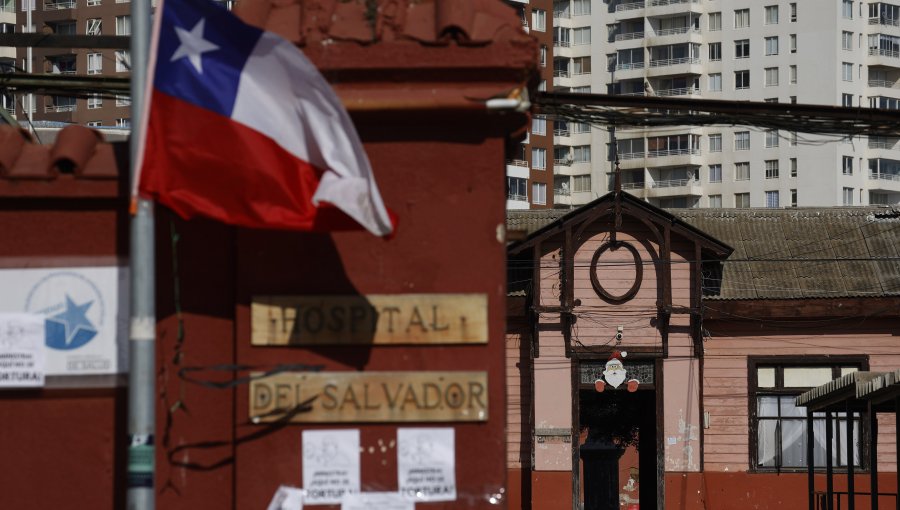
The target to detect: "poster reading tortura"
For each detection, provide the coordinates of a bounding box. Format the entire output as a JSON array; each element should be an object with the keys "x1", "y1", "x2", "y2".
[{"x1": 250, "y1": 372, "x2": 488, "y2": 423}]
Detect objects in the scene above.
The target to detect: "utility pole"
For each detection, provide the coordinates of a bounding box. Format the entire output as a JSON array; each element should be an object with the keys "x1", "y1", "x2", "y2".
[{"x1": 126, "y1": 0, "x2": 154, "y2": 505}]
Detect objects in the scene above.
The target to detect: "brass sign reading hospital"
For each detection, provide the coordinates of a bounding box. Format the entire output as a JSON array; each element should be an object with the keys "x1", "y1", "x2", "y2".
[
  {"x1": 251, "y1": 294, "x2": 488, "y2": 345},
  {"x1": 250, "y1": 371, "x2": 488, "y2": 423}
]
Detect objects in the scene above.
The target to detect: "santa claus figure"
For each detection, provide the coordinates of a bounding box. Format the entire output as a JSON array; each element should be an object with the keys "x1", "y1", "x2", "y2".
[{"x1": 594, "y1": 350, "x2": 639, "y2": 393}]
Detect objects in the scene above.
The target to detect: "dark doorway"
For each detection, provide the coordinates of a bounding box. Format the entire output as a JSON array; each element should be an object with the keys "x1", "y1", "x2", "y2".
[{"x1": 579, "y1": 389, "x2": 657, "y2": 510}]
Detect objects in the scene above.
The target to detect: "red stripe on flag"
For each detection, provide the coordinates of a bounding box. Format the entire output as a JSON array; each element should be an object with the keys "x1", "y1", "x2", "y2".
[{"x1": 139, "y1": 91, "x2": 373, "y2": 232}]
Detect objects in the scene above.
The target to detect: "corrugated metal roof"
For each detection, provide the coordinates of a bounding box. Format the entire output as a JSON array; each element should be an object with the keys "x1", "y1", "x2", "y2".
[{"x1": 508, "y1": 204, "x2": 900, "y2": 300}]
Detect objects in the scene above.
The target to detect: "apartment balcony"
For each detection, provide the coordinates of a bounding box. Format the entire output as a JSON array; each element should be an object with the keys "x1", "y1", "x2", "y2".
[
  {"x1": 869, "y1": 138, "x2": 900, "y2": 151},
  {"x1": 613, "y1": 31, "x2": 645, "y2": 42},
  {"x1": 506, "y1": 194, "x2": 530, "y2": 210},
  {"x1": 646, "y1": 148, "x2": 701, "y2": 167},
  {"x1": 646, "y1": 57, "x2": 702, "y2": 78},
  {"x1": 868, "y1": 48, "x2": 900, "y2": 67},
  {"x1": 553, "y1": 129, "x2": 571, "y2": 145},
  {"x1": 646, "y1": 27, "x2": 702, "y2": 46},
  {"x1": 614, "y1": 1, "x2": 645, "y2": 19},
  {"x1": 869, "y1": 79, "x2": 900, "y2": 89},
  {"x1": 45, "y1": 104, "x2": 75, "y2": 113},
  {"x1": 506, "y1": 159, "x2": 530, "y2": 179},
  {"x1": 554, "y1": 187, "x2": 573, "y2": 206},
  {"x1": 645, "y1": 0, "x2": 702, "y2": 17},
  {"x1": 869, "y1": 172, "x2": 900, "y2": 192},
  {"x1": 870, "y1": 16, "x2": 900, "y2": 27},
  {"x1": 612, "y1": 62, "x2": 646, "y2": 81},
  {"x1": 645, "y1": 178, "x2": 702, "y2": 198},
  {"x1": 506, "y1": 0, "x2": 528, "y2": 4},
  {"x1": 43, "y1": 0, "x2": 75, "y2": 9},
  {"x1": 654, "y1": 86, "x2": 700, "y2": 97}
]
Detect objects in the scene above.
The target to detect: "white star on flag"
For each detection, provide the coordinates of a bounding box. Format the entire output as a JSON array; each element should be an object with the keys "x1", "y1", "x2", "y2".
[{"x1": 170, "y1": 18, "x2": 219, "y2": 73}]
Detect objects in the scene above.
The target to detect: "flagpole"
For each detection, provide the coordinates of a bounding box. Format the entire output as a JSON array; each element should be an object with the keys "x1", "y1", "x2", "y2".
[{"x1": 127, "y1": 0, "x2": 155, "y2": 504}]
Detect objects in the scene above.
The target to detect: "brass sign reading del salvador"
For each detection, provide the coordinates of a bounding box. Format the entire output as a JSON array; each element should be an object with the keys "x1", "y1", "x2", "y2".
[
  {"x1": 251, "y1": 372, "x2": 488, "y2": 423},
  {"x1": 251, "y1": 294, "x2": 488, "y2": 345}
]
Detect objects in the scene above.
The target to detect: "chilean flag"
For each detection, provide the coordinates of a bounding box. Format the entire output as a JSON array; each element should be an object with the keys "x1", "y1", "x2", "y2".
[{"x1": 134, "y1": 0, "x2": 394, "y2": 237}]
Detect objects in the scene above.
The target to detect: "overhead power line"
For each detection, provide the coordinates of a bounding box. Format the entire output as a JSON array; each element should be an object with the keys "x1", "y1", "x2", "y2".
[{"x1": 535, "y1": 92, "x2": 900, "y2": 137}]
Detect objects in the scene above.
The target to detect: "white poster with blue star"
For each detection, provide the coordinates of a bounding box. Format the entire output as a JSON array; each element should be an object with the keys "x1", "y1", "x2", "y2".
[{"x1": 0, "y1": 266, "x2": 128, "y2": 376}]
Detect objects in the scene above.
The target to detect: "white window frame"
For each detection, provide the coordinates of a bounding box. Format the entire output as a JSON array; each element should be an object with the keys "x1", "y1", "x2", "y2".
[
  {"x1": 842, "y1": 31, "x2": 852, "y2": 51},
  {"x1": 842, "y1": 62, "x2": 853, "y2": 82},
  {"x1": 842, "y1": 156, "x2": 853, "y2": 175},
  {"x1": 116, "y1": 94, "x2": 131, "y2": 106},
  {"x1": 573, "y1": 27, "x2": 590, "y2": 45},
  {"x1": 573, "y1": 145, "x2": 591, "y2": 163},
  {"x1": 532, "y1": 116, "x2": 546, "y2": 136},
  {"x1": 115, "y1": 15, "x2": 131, "y2": 36},
  {"x1": 115, "y1": 50, "x2": 130, "y2": 72},
  {"x1": 532, "y1": 9, "x2": 546, "y2": 32},
  {"x1": 735, "y1": 70, "x2": 750, "y2": 90},
  {"x1": 790, "y1": 65, "x2": 797, "y2": 84},
  {"x1": 735, "y1": 39, "x2": 750, "y2": 58},
  {"x1": 765, "y1": 160, "x2": 779, "y2": 179},
  {"x1": 709, "y1": 12, "x2": 722, "y2": 31},
  {"x1": 734, "y1": 8, "x2": 750, "y2": 28},
  {"x1": 87, "y1": 52, "x2": 102, "y2": 74},
  {"x1": 116, "y1": 117, "x2": 131, "y2": 128},
  {"x1": 765, "y1": 36, "x2": 779, "y2": 56},
  {"x1": 735, "y1": 162, "x2": 750, "y2": 181},
  {"x1": 709, "y1": 42, "x2": 721, "y2": 61},
  {"x1": 842, "y1": 187, "x2": 854, "y2": 205},
  {"x1": 87, "y1": 93, "x2": 102, "y2": 109},
  {"x1": 735, "y1": 131, "x2": 750, "y2": 151},
  {"x1": 531, "y1": 147, "x2": 547, "y2": 170},
  {"x1": 709, "y1": 194, "x2": 723, "y2": 208},
  {"x1": 765, "y1": 67, "x2": 779, "y2": 87},
  {"x1": 532, "y1": 182, "x2": 547, "y2": 205},
  {"x1": 765, "y1": 130, "x2": 779, "y2": 148},
  {"x1": 790, "y1": 158, "x2": 798, "y2": 176},
  {"x1": 708, "y1": 73, "x2": 722, "y2": 91},
  {"x1": 765, "y1": 5, "x2": 779, "y2": 25},
  {"x1": 765, "y1": 190, "x2": 780, "y2": 208},
  {"x1": 709, "y1": 164, "x2": 722, "y2": 183},
  {"x1": 86, "y1": 18, "x2": 101, "y2": 35},
  {"x1": 735, "y1": 192, "x2": 750, "y2": 208},
  {"x1": 573, "y1": 174, "x2": 591, "y2": 193},
  {"x1": 709, "y1": 134, "x2": 722, "y2": 152},
  {"x1": 572, "y1": 0, "x2": 590, "y2": 16}
]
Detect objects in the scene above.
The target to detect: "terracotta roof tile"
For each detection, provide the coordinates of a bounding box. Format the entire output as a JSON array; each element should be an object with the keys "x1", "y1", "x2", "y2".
[
  {"x1": 234, "y1": 0, "x2": 532, "y2": 48},
  {"x1": 0, "y1": 124, "x2": 123, "y2": 194}
]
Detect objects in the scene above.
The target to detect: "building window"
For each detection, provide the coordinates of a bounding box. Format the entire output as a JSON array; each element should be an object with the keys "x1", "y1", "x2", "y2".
[
  {"x1": 507, "y1": 177, "x2": 527, "y2": 201},
  {"x1": 538, "y1": 80, "x2": 547, "y2": 92},
  {"x1": 572, "y1": 122, "x2": 590, "y2": 134},
  {"x1": 765, "y1": 160, "x2": 779, "y2": 179},
  {"x1": 709, "y1": 164, "x2": 722, "y2": 183},
  {"x1": 87, "y1": 94, "x2": 102, "y2": 109},
  {"x1": 20, "y1": 0, "x2": 32, "y2": 11},
  {"x1": 573, "y1": 0, "x2": 590, "y2": 16},
  {"x1": 115, "y1": 50, "x2": 130, "y2": 72},
  {"x1": 709, "y1": 42, "x2": 721, "y2": 61},
  {"x1": 765, "y1": 190, "x2": 780, "y2": 207},
  {"x1": 842, "y1": 63, "x2": 853, "y2": 82},
  {"x1": 790, "y1": 65, "x2": 797, "y2": 84},
  {"x1": 540, "y1": 45, "x2": 547, "y2": 67},
  {"x1": 842, "y1": 94, "x2": 853, "y2": 107},
  {"x1": 709, "y1": 12, "x2": 722, "y2": 31},
  {"x1": 709, "y1": 194, "x2": 722, "y2": 208},
  {"x1": 735, "y1": 192, "x2": 750, "y2": 208},
  {"x1": 573, "y1": 56, "x2": 591, "y2": 75},
  {"x1": 87, "y1": 121, "x2": 101, "y2": 127},
  {"x1": 751, "y1": 359, "x2": 865, "y2": 471},
  {"x1": 709, "y1": 73, "x2": 722, "y2": 91},
  {"x1": 116, "y1": 15, "x2": 131, "y2": 36},
  {"x1": 116, "y1": 94, "x2": 131, "y2": 106},
  {"x1": 116, "y1": 118, "x2": 131, "y2": 128},
  {"x1": 842, "y1": 31, "x2": 852, "y2": 50},
  {"x1": 532, "y1": 9, "x2": 546, "y2": 32},
  {"x1": 765, "y1": 67, "x2": 779, "y2": 86},
  {"x1": 735, "y1": 131, "x2": 750, "y2": 151},
  {"x1": 734, "y1": 8, "x2": 750, "y2": 28},
  {"x1": 790, "y1": 2, "x2": 797, "y2": 22},
  {"x1": 86, "y1": 18, "x2": 101, "y2": 35},
  {"x1": 573, "y1": 27, "x2": 591, "y2": 45},
  {"x1": 87, "y1": 52, "x2": 102, "y2": 74},
  {"x1": 532, "y1": 182, "x2": 546, "y2": 205},
  {"x1": 570, "y1": 86, "x2": 591, "y2": 94},
  {"x1": 735, "y1": 70, "x2": 750, "y2": 90},
  {"x1": 765, "y1": 36, "x2": 779, "y2": 56},
  {"x1": 735, "y1": 162, "x2": 750, "y2": 181},
  {"x1": 709, "y1": 134, "x2": 722, "y2": 152},
  {"x1": 573, "y1": 174, "x2": 591, "y2": 193},
  {"x1": 573, "y1": 145, "x2": 591, "y2": 163},
  {"x1": 532, "y1": 148, "x2": 547, "y2": 170},
  {"x1": 765, "y1": 5, "x2": 779, "y2": 24},
  {"x1": 532, "y1": 116, "x2": 546, "y2": 136},
  {"x1": 843, "y1": 155, "x2": 853, "y2": 175},
  {"x1": 766, "y1": 130, "x2": 779, "y2": 148},
  {"x1": 790, "y1": 96, "x2": 797, "y2": 104},
  {"x1": 790, "y1": 158, "x2": 798, "y2": 176},
  {"x1": 790, "y1": 34, "x2": 797, "y2": 53},
  {"x1": 842, "y1": 0, "x2": 853, "y2": 19},
  {"x1": 765, "y1": 98, "x2": 778, "y2": 103},
  {"x1": 791, "y1": 189, "x2": 797, "y2": 207},
  {"x1": 843, "y1": 187, "x2": 854, "y2": 205},
  {"x1": 735, "y1": 39, "x2": 750, "y2": 59}
]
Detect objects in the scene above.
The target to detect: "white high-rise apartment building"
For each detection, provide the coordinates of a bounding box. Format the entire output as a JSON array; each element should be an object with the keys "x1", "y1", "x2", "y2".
[{"x1": 551, "y1": 0, "x2": 900, "y2": 209}]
